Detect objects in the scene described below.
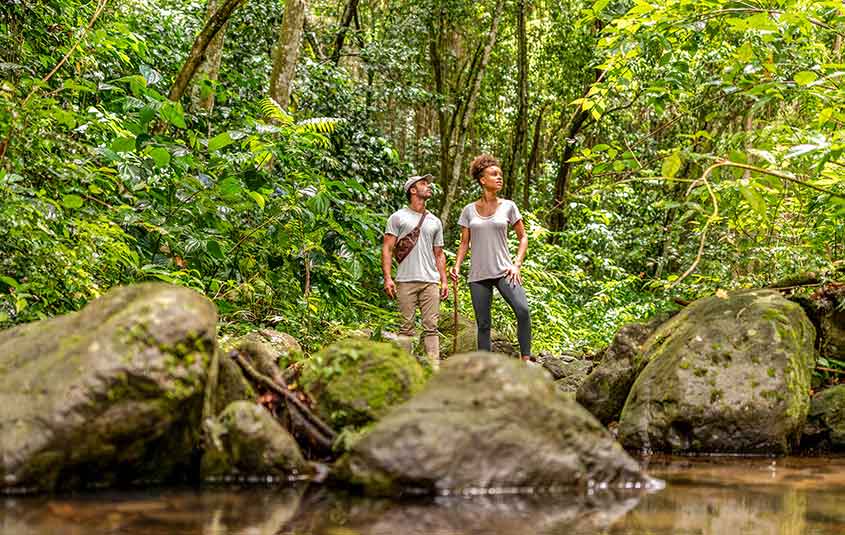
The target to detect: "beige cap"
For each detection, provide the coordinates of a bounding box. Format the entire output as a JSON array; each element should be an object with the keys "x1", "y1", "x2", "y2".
[{"x1": 403, "y1": 174, "x2": 435, "y2": 192}]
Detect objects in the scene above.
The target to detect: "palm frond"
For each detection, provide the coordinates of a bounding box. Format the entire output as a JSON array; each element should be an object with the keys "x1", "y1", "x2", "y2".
[
  {"x1": 260, "y1": 97, "x2": 294, "y2": 125},
  {"x1": 296, "y1": 117, "x2": 343, "y2": 134}
]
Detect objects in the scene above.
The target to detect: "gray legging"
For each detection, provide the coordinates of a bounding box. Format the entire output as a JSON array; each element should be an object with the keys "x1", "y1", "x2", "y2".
[{"x1": 469, "y1": 277, "x2": 532, "y2": 356}]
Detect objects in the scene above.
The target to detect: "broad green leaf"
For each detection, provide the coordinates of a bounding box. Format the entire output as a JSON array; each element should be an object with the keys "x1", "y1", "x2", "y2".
[
  {"x1": 149, "y1": 147, "x2": 171, "y2": 168},
  {"x1": 0, "y1": 276, "x2": 18, "y2": 288},
  {"x1": 739, "y1": 185, "x2": 767, "y2": 216},
  {"x1": 62, "y1": 194, "x2": 84, "y2": 209},
  {"x1": 747, "y1": 13, "x2": 777, "y2": 32},
  {"x1": 248, "y1": 191, "x2": 265, "y2": 209},
  {"x1": 794, "y1": 71, "x2": 818, "y2": 86},
  {"x1": 818, "y1": 108, "x2": 834, "y2": 125},
  {"x1": 592, "y1": 0, "x2": 609, "y2": 13},
  {"x1": 111, "y1": 136, "x2": 136, "y2": 153},
  {"x1": 160, "y1": 100, "x2": 187, "y2": 128},
  {"x1": 662, "y1": 152, "x2": 682, "y2": 178},
  {"x1": 208, "y1": 131, "x2": 235, "y2": 152},
  {"x1": 206, "y1": 240, "x2": 224, "y2": 259},
  {"x1": 735, "y1": 42, "x2": 754, "y2": 63},
  {"x1": 218, "y1": 177, "x2": 241, "y2": 198},
  {"x1": 53, "y1": 109, "x2": 76, "y2": 128},
  {"x1": 785, "y1": 144, "x2": 819, "y2": 159}
]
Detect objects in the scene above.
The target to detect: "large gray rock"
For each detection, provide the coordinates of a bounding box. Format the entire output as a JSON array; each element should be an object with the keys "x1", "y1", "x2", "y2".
[
  {"x1": 201, "y1": 401, "x2": 308, "y2": 479},
  {"x1": 335, "y1": 352, "x2": 652, "y2": 496},
  {"x1": 576, "y1": 320, "x2": 663, "y2": 424},
  {"x1": 618, "y1": 290, "x2": 815, "y2": 454},
  {"x1": 0, "y1": 283, "x2": 217, "y2": 491},
  {"x1": 802, "y1": 385, "x2": 845, "y2": 451}
]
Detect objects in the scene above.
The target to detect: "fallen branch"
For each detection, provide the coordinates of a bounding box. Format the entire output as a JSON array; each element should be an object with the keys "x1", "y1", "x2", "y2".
[
  {"x1": 816, "y1": 366, "x2": 845, "y2": 375},
  {"x1": 229, "y1": 349, "x2": 337, "y2": 451}
]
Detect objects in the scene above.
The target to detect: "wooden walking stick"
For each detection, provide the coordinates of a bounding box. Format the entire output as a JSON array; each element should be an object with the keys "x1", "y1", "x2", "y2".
[{"x1": 452, "y1": 273, "x2": 459, "y2": 355}]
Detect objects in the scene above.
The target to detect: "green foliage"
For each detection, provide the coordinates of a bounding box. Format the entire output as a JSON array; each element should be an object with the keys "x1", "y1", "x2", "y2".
[{"x1": 4, "y1": 0, "x2": 845, "y2": 374}]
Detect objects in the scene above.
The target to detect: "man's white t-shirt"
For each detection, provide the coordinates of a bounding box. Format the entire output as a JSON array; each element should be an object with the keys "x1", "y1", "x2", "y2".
[{"x1": 385, "y1": 207, "x2": 444, "y2": 283}]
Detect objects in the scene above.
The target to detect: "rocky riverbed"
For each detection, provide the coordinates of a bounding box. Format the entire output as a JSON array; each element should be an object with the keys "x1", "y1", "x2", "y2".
[{"x1": 2, "y1": 281, "x2": 845, "y2": 496}]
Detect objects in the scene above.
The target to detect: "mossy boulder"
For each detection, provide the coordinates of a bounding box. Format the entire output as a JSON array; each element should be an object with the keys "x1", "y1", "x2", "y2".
[
  {"x1": 300, "y1": 339, "x2": 426, "y2": 430},
  {"x1": 206, "y1": 350, "x2": 257, "y2": 418},
  {"x1": 438, "y1": 313, "x2": 477, "y2": 356},
  {"x1": 802, "y1": 385, "x2": 845, "y2": 451},
  {"x1": 0, "y1": 283, "x2": 216, "y2": 492},
  {"x1": 201, "y1": 401, "x2": 308, "y2": 480},
  {"x1": 334, "y1": 352, "x2": 653, "y2": 496},
  {"x1": 576, "y1": 320, "x2": 663, "y2": 424},
  {"x1": 618, "y1": 290, "x2": 816, "y2": 454},
  {"x1": 789, "y1": 283, "x2": 845, "y2": 363}
]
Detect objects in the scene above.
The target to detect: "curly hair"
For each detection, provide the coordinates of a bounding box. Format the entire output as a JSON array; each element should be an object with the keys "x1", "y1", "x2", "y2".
[{"x1": 469, "y1": 154, "x2": 500, "y2": 185}]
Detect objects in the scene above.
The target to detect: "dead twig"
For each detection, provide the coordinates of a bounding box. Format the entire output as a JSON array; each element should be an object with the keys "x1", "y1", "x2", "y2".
[{"x1": 229, "y1": 349, "x2": 337, "y2": 451}]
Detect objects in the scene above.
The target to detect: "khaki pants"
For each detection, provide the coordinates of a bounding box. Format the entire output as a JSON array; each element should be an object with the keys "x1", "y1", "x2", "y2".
[{"x1": 397, "y1": 281, "x2": 440, "y2": 361}]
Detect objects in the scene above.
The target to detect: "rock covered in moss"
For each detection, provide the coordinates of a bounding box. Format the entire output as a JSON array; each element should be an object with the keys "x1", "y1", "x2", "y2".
[
  {"x1": 300, "y1": 340, "x2": 426, "y2": 430},
  {"x1": 334, "y1": 352, "x2": 652, "y2": 496},
  {"x1": 618, "y1": 290, "x2": 815, "y2": 454},
  {"x1": 207, "y1": 350, "x2": 257, "y2": 418},
  {"x1": 201, "y1": 401, "x2": 308, "y2": 479},
  {"x1": 438, "y1": 314, "x2": 477, "y2": 356},
  {"x1": 0, "y1": 283, "x2": 216, "y2": 492},
  {"x1": 576, "y1": 320, "x2": 663, "y2": 424},
  {"x1": 802, "y1": 385, "x2": 845, "y2": 451}
]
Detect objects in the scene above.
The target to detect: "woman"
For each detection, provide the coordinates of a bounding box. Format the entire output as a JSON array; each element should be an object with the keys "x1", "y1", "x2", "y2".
[{"x1": 449, "y1": 154, "x2": 532, "y2": 360}]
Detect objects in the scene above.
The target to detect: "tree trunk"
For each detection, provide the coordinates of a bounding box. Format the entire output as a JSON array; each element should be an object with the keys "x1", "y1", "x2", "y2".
[
  {"x1": 330, "y1": 0, "x2": 360, "y2": 65},
  {"x1": 438, "y1": 0, "x2": 505, "y2": 229},
  {"x1": 191, "y1": 0, "x2": 228, "y2": 111},
  {"x1": 523, "y1": 105, "x2": 546, "y2": 209},
  {"x1": 269, "y1": 0, "x2": 307, "y2": 109},
  {"x1": 504, "y1": 0, "x2": 528, "y2": 199},
  {"x1": 548, "y1": 106, "x2": 590, "y2": 235},
  {"x1": 429, "y1": 11, "x2": 451, "y2": 196},
  {"x1": 168, "y1": 0, "x2": 245, "y2": 102}
]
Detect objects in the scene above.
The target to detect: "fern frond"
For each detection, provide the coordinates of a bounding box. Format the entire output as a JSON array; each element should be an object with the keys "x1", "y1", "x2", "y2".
[
  {"x1": 296, "y1": 117, "x2": 343, "y2": 134},
  {"x1": 260, "y1": 97, "x2": 294, "y2": 125}
]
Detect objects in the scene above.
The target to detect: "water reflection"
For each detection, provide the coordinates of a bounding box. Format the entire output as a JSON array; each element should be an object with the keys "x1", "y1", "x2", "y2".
[
  {"x1": 2, "y1": 457, "x2": 845, "y2": 534},
  {"x1": 607, "y1": 456, "x2": 845, "y2": 535},
  {"x1": 279, "y1": 489, "x2": 642, "y2": 535},
  {"x1": 0, "y1": 485, "x2": 305, "y2": 535}
]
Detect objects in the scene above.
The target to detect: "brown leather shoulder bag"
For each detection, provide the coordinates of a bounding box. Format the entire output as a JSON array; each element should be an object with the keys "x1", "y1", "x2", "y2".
[{"x1": 394, "y1": 211, "x2": 427, "y2": 264}]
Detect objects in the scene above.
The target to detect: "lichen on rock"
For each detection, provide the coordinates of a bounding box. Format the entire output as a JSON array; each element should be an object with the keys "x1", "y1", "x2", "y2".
[
  {"x1": 334, "y1": 352, "x2": 653, "y2": 496},
  {"x1": 618, "y1": 289, "x2": 816, "y2": 454},
  {"x1": 0, "y1": 283, "x2": 217, "y2": 492}
]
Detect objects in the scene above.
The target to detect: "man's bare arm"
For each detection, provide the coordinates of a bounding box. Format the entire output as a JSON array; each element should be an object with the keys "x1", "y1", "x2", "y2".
[{"x1": 382, "y1": 234, "x2": 397, "y2": 298}]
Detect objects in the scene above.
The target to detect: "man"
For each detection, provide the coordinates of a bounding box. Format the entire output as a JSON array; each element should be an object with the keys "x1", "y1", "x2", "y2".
[{"x1": 382, "y1": 174, "x2": 449, "y2": 368}]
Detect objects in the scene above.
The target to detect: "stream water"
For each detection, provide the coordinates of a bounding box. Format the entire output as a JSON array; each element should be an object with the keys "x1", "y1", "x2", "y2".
[{"x1": 3, "y1": 455, "x2": 845, "y2": 534}]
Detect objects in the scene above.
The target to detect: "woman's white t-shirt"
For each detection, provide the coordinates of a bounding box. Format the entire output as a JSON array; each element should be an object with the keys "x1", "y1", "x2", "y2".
[{"x1": 457, "y1": 199, "x2": 522, "y2": 283}]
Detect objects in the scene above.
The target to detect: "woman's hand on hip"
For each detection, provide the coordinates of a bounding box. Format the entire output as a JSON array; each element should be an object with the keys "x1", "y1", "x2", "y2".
[{"x1": 505, "y1": 264, "x2": 522, "y2": 286}]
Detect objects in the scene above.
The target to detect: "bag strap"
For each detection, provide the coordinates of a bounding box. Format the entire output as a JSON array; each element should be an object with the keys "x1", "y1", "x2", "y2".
[{"x1": 412, "y1": 210, "x2": 427, "y2": 232}]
